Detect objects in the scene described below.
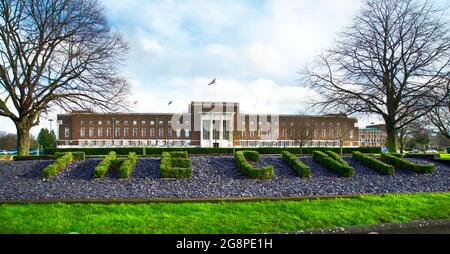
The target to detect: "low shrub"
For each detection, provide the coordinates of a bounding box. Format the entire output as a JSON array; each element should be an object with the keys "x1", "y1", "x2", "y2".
[
  {"x1": 380, "y1": 153, "x2": 435, "y2": 174},
  {"x1": 169, "y1": 151, "x2": 189, "y2": 159},
  {"x1": 44, "y1": 146, "x2": 382, "y2": 156},
  {"x1": 234, "y1": 151, "x2": 274, "y2": 179},
  {"x1": 54, "y1": 151, "x2": 85, "y2": 161},
  {"x1": 160, "y1": 152, "x2": 192, "y2": 178},
  {"x1": 118, "y1": 152, "x2": 138, "y2": 179},
  {"x1": 312, "y1": 151, "x2": 354, "y2": 177},
  {"x1": 439, "y1": 154, "x2": 450, "y2": 160},
  {"x1": 94, "y1": 151, "x2": 117, "y2": 178},
  {"x1": 325, "y1": 150, "x2": 349, "y2": 165},
  {"x1": 14, "y1": 155, "x2": 55, "y2": 161},
  {"x1": 352, "y1": 151, "x2": 394, "y2": 175},
  {"x1": 43, "y1": 152, "x2": 74, "y2": 178},
  {"x1": 281, "y1": 151, "x2": 311, "y2": 178},
  {"x1": 0, "y1": 155, "x2": 13, "y2": 161},
  {"x1": 389, "y1": 153, "x2": 404, "y2": 158},
  {"x1": 447, "y1": 147, "x2": 450, "y2": 154}
]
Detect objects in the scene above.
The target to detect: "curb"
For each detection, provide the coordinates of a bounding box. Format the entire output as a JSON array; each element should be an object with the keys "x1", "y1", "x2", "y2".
[{"x1": 291, "y1": 219, "x2": 450, "y2": 234}]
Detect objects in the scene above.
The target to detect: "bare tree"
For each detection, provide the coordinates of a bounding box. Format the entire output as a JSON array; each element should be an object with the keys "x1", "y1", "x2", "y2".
[
  {"x1": 294, "y1": 122, "x2": 312, "y2": 154},
  {"x1": 427, "y1": 85, "x2": 450, "y2": 139},
  {"x1": 0, "y1": 0, "x2": 129, "y2": 155},
  {"x1": 336, "y1": 124, "x2": 350, "y2": 155},
  {"x1": 301, "y1": 0, "x2": 450, "y2": 152}
]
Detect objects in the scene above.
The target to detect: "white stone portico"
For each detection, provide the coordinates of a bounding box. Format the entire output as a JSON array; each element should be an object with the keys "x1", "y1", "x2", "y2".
[{"x1": 200, "y1": 111, "x2": 235, "y2": 148}]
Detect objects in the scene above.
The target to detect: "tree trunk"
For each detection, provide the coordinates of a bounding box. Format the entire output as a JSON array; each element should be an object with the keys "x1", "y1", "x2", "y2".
[
  {"x1": 14, "y1": 118, "x2": 32, "y2": 156},
  {"x1": 385, "y1": 122, "x2": 397, "y2": 153},
  {"x1": 399, "y1": 129, "x2": 404, "y2": 154}
]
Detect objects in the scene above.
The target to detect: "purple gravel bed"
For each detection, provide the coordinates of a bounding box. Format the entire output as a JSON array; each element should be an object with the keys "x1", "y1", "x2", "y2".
[{"x1": 0, "y1": 156, "x2": 449, "y2": 200}]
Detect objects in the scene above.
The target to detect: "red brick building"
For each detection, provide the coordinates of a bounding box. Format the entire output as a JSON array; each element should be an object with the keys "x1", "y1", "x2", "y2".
[{"x1": 57, "y1": 101, "x2": 360, "y2": 148}]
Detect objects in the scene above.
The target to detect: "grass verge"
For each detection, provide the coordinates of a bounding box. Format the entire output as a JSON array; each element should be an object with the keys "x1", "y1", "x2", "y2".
[{"x1": 0, "y1": 192, "x2": 449, "y2": 234}]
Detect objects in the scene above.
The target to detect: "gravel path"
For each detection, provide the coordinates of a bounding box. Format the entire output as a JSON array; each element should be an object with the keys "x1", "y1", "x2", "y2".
[{"x1": 0, "y1": 156, "x2": 449, "y2": 200}]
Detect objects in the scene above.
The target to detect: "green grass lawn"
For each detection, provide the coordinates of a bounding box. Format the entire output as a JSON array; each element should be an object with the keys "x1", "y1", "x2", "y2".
[
  {"x1": 439, "y1": 154, "x2": 450, "y2": 160},
  {"x1": 0, "y1": 192, "x2": 449, "y2": 234}
]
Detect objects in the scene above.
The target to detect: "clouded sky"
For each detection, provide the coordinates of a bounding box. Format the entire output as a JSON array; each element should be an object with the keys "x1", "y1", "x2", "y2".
[{"x1": 1, "y1": 0, "x2": 385, "y2": 136}]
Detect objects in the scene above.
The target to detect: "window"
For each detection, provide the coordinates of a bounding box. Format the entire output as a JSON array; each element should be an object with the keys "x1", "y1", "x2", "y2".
[
  {"x1": 150, "y1": 128, "x2": 155, "y2": 137},
  {"x1": 213, "y1": 129, "x2": 220, "y2": 139},
  {"x1": 132, "y1": 128, "x2": 138, "y2": 137},
  {"x1": 80, "y1": 120, "x2": 85, "y2": 125},
  {"x1": 107, "y1": 128, "x2": 111, "y2": 138},
  {"x1": 330, "y1": 129, "x2": 334, "y2": 138},
  {"x1": 115, "y1": 128, "x2": 120, "y2": 137},
  {"x1": 176, "y1": 129, "x2": 181, "y2": 138},
  {"x1": 249, "y1": 130, "x2": 255, "y2": 138},
  {"x1": 142, "y1": 121, "x2": 146, "y2": 125},
  {"x1": 98, "y1": 121, "x2": 102, "y2": 125},
  {"x1": 64, "y1": 128, "x2": 70, "y2": 138},
  {"x1": 202, "y1": 121, "x2": 210, "y2": 139},
  {"x1": 107, "y1": 121, "x2": 111, "y2": 125},
  {"x1": 322, "y1": 129, "x2": 326, "y2": 138},
  {"x1": 150, "y1": 121, "x2": 155, "y2": 125},
  {"x1": 185, "y1": 129, "x2": 190, "y2": 138},
  {"x1": 133, "y1": 121, "x2": 137, "y2": 125},
  {"x1": 159, "y1": 128, "x2": 164, "y2": 137},
  {"x1": 241, "y1": 129, "x2": 246, "y2": 138},
  {"x1": 159, "y1": 120, "x2": 164, "y2": 125},
  {"x1": 314, "y1": 129, "x2": 319, "y2": 138},
  {"x1": 141, "y1": 128, "x2": 147, "y2": 137},
  {"x1": 98, "y1": 128, "x2": 103, "y2": 137},
  {"x1": 124, "y1": 121, "x2": 129, "y2": 125},
  {"x1": 115, "y1": 120, "x2": 120, "y2": 125},
  {"x1": 350, "y1": 130, "x2": 354, "y2": 139},
  {"x1": 88, "y1": 128, "x2": 94, "y2": 138},
  {"x1": 168, "y1": 129, "x2": 173, "y2": 138},
  {"x1": 124, "y1": 128, "x2": 129, "y2": 137},
  {"x1": 223, "y1": 121, "x2": 230, "y2": 140},
  {"x1": 89, "y1": 121, "x2": 94, "y2": 125}
]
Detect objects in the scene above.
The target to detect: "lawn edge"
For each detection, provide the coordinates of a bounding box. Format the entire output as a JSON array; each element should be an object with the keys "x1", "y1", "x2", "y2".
[{"x1": 0, "y1": 191, "x2": 448, "y2": 205}]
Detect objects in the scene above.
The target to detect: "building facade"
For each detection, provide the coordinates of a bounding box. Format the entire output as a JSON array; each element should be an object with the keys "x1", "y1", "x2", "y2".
[
  {"x1": 359, "y1": 124, "x2": 386, "y2": 148},
  {"x1": 57, "y1": 101, "x2": 360, "y2": 148}
]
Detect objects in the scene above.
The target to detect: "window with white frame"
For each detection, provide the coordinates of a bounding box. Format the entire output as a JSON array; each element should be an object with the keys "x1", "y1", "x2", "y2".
[
  {"x1": 150, "y1": 128, "x2": 155, "y2": 137},
  {"x1": 115, "y1": 128, "x2": 120, "y2": 137},
  {"x1": 141, "y1": 128, "x2": 147, "y2": 137},
  {"x1": 185, "y1": 129, "x2": 190, "y2": 138},
  {"x1": 98, "y1": 128, "x2": 103, "y2": 137},
  {"x1": 124, "y1": 127, "x2": 129, "y2": 137},
  {"x1": 132, "y1": 128, "x2": 138, "y2": 137},
  {"x1": 176, "y1": 129, "x2": 181, "y2": 138},
  {"x1": 107, "y1": 128, "x2": 111, "y2": 138},
  {"x1": 89, "y1": 128, "x2": 94, "y2": 138},
  {"x1": 159, "y1": 128, "x2": 164, "y2": 137},
  {"x1": 64, "y1": 128, "x2": 70, "y2": 138}
]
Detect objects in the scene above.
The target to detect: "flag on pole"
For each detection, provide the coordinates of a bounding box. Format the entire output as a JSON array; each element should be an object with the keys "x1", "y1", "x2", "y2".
[
  {"x1": 207, "y1": 78, "x2": 216, "y2": 86},
  {"x1": 168, "y1": 100, "x2": 172, "y2": 106}
]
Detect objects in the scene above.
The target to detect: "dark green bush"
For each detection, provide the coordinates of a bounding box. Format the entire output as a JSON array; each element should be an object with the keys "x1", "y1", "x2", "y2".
[
  {"x1": 169, "y1": 151, "x2": 189, "y2": 159},
  {"x1": 325, "y1": 150, "x2": 349, "y2": 165},
  {"x1": 54, "y1": 151, "x2": 85, "y2": 161},
  {"x1": 94, "y1": 151, "x2": 117, "y2": 178},
  {"x1": 159, "y1": 152, "x2": 192, "y2": 178},
  {"x1": 14, "y1": 155, "x2": 54, "y2": 161},
  {"x1": 43, "y1": 152, "x2": 74, "y2": 178},
  {"x1": 447, "y1": 147, "x2": 450, "y2": 153},
  {"x1": 281, "y1": 151, "x2": 311, "y2": 178},
  {"x1": 44, "y1": 147, "x2": 381, "y2": 156},
  {"x1": 352, "y1": 151, "x2": 394, "y2": 175},
  {"x1": 389, "y1": 153, "x2": 404, "y2": 158},
  {"x1": 242, "y1": 150, "x2": 260, "y2": 162},
  {"x1": 380, "y1": 153, "x2": 435, "y2": 174},
  {"x1": 234, "y1": 151, "x2": 274, "y2": 179},
  {"x1": 118, "y1": 152, "x2": 138, "y2": 179},
  {"x1": 312, "y1": 151, "x2": 354, "y2": 177}
]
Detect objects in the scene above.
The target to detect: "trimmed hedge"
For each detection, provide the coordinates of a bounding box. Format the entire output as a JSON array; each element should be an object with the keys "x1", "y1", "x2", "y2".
[
  {"x1": 325, "y1": 150, "x2": 349, "y2": 166},
  {"x1": 0, "y1": 155, "x2": 13, "y2": 161},
  {"x1": 43, "y1": 153, "x2": 74, "y2": 178},
  {"x1": 55, "y1": 151, "x2": 85, "y2": 161},
  {"x1": 352, "y1": 151, "x2": 394, "y2": 175},
  {"x1": 380, "y1": 153, "x2": 435, "y2": 174},
  {"x1": 160, "y1": 152, "x2": 192, "y2": 178},
  {"x1": 281, "y1": 151, "x2": 311, "y2": 178},
  {"x1": 312, "y1": 151, "x2": 354, "y2": 177},
  {"x1": 118, "y1": 152, "x2": 138, "y2": 179},
  {"x1": 94, "y1": 151, "x2": 117, "y2": 178},
  {"x1": 13, "y1": 155, "x2": 55, "y2": 161},
  {"x1": 448, "y1": 147, "x2": 450, "y2": 153},
  {"x1": 389, "y1": 153, "x2": 404, "y2": 158},
  {"x1": 44, "y1": 147, "x2": 381, "y2": 156},
  {"x1": 234, "y1": 151, "x2": 274, "y2": 179}
]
